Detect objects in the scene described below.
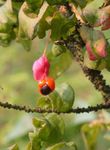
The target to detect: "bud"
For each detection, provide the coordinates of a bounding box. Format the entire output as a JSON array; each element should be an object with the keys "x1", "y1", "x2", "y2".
[{"x1": 32, "y1": 55, "x2": 50, "y2": 81}]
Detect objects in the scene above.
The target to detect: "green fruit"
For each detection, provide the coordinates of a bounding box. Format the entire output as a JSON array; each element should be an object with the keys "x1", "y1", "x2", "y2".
[{"x1": 52, "y1": 44, "x2": 66, "y2": 56}]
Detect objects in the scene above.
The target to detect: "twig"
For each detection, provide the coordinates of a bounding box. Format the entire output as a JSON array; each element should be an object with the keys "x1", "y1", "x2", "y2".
[
  {"x1": 70, "y1": 3, "x2": 85, "y2": 23},
  {"x1": 62, "y1": 32, "x2": 110, "y2": 102},
  {"x1": 59, "y1": 2, "x2": 110, "y2": 102},
  {"x1": 0, "y1": 101, "x2": 110, "y2": 114}
]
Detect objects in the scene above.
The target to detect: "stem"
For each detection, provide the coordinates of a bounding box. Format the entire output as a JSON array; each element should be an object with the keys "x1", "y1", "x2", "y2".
[
  {"x1": 59, "y1": 2, "x2": 110, "y2": 102},
  {"x1": 70, "y1": 4, "x2": 85, "y2": 23},
  {"x1": 43, "y1": 31, "x2": 51, "y2": 55},
  {"x1": 63, "y1": 32, "x2": 110, "y2": 102},
  {"x1": 0, "y1": 101, "x2": 110, "y2": 114}
]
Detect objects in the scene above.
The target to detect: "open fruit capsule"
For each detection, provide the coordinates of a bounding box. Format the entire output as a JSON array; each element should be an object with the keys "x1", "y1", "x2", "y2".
[{"x1": 38, "y1": 77, "x2": 55, "y2": 95}]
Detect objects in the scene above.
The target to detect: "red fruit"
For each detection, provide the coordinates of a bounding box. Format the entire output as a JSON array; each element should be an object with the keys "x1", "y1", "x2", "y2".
[{"x1": 38, "y1": 77, "x2": 55, "y2": 95}]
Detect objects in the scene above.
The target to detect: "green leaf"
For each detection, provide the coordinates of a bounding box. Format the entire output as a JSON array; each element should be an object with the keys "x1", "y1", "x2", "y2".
[
  {"x1": 18, "y1": 37, "x2": 32, "y2": 51},
  {"x1": 60, "y1": 20, "x2": 76, "y2": 40},
  {"x1": 34, "y1": 6, "x2": 55, "y2": 38},
  {"x1": 45, "y1": 113, "x2": 65, "y2": 143},
  {"x1": 52, "y1": 44, "x2": 67, "y2": 56},
  {"x1": 31, "y1": 114, "x2": 65, "y2": 148},
  {"x1": 33, "y1": 118, "x2": 51, "y2": 141},
  {"x1": 82, "y1": 7, "x2": 98, "y2": 25},
  {"x1": 56, "y1": 83, "x2": 75, "y2": 112},
  {"x1": 50, "y1": 13, "x2": 65, "y2": 41},
  {"x1": 29, "y1": 132, "x2": 42, "y2": 150},
  {"x1": 8, "y1": 144, "x2": 19, "y2": 150},
  {"x1": 0, "y1": 0, "x2": 17, "y2": 46},
  {"x1": 81, "y1": 0, "x2": 106, "y2": 26},
  {"x1": 38, "y1": 123, "x2": 51, "y2": 141},
  {"x1": 50, "y1": 12, "x2": 75, "y2": 41},
  {"x1": 30, "y1": 114, "x2": 77, "y2": 149},
  {"x1": 26, "y1": 142, "x2": 31, "y2": 150},
  {"x1": 33, "y1": 118, "x2": 46, "y2": 128},
  {"x1": 26, "y1": 0, "x2": 44, "y2": 12},
  {"x1": 84, "y1": 51, "x2": 107, "y2": 70},
  {"x1": 47, "y1": 142, "x2": 77, "y2": 150},
  {"x1": 81, "y1": 124, "x2": 101, "y2": 150},
  {"x1": 0, "y1": 0, "x2": 5, "y2": 6},
  {"x1": 31, "y1": 135, "x2": 42, "y2": 150},
  {"x1": 46, "y1": 113, "x2": 65, "y2": 134},
  {"x1": 71, "y1": 0, "x2": 94, "y2": 8},
  {"x1": 46, "y1": 0, "x2": 67, "y2": 5},
  {"x1": 48, "y1": 50, "x2": 72, "y2": 79},
  {"x1": 36, "y1": 91, "x2": 63, "y2": 111},
  {"x1": 79, "y1": 25, "x2": 107, "y2": 60},
  {"x1": 12, "y1": 1, "x2": 23, "y2": 14},
  {"x1": 105, "y1": 43, "x2": 110, "y2": 71},
  {"x1": 36, "y1": 96, "x2": 52, "y2": 110},
  {"x1": 35, "y1": 19, "x2": 50, "y2": 39},
  {"x1": 49, "y1": 91, "x2": 64, "y2": 111},
  {"x1": 0, "y1": 0, "x2": 17, "y2": 24},
  {"x1": 37, "y1": 83, "x2": 74, "y2": 112},
  {"x1": 0, "y1": 33, "x2": 13, "y2": 46},
  {"x1": 18, "y1": 2, "x2": 48, "y2": 41}
]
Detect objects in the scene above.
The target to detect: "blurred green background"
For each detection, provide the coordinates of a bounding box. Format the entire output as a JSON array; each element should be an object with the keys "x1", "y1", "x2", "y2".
[{"x1": 0, "y1": 36, "x2": 110, "y2": 150}]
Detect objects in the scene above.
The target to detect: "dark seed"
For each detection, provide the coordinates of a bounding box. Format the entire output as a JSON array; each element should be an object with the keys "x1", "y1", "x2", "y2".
[{"x1": 40, "y1": 85, "x2": 52, "y2": 95}]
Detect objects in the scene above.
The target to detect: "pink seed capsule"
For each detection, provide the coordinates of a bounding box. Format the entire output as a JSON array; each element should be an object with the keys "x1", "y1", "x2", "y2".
[{"x1": 32, "y1": 55, "x2": 50, "y2": 81}]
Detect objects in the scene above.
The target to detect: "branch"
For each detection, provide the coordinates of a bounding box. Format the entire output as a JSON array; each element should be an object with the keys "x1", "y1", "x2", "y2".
[
  {"x1": 57, "y1": 3, "x2": 110, "y2": 102},
  {"x1": 61, "y1": 32, "x2": 110, "y2": 102},
  {"x1": 0, "y1": 101, "x2": 110, "y2": 114},
  {"x1": 101, "y1": 0, "x2": 110, "y2": 7}
]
